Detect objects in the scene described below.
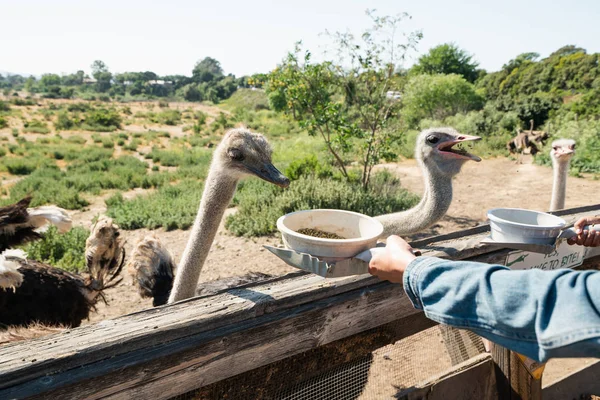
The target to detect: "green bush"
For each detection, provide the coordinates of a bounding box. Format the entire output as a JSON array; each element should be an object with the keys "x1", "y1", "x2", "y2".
[
  {"x1": 54, "y1": 110, "x2": 77, "y2": 130},
  {"x1": 1, "y1": 168, "x2": 89, "y2": 209},
  {"x1": 83, "y1": 108, "x2": 122, "y2": 131},
  {"x1": 225, "y1": 172, "x2": 419, "y2": 237},
  {"x1": 284, "y1": 155, "x2": 334, "y2": 180},
  {"x1": 23, "y1": 119, "x2": 50, "y2": 134},
  {"x1": 152, "y1": 109, "x2": 181, "y2": 125},
  {"x1": 22, "y1": 225, "x2": 88, "y2": 273},
  {"x1": 0, "y1": 116, "x2": 7, "y2": 129},
  {"x1": 106, "y1": 180, "x2": 203, "y2": 230},
  {"x1": 3, "y1": 158, "x2": 47, "y2": 175},
  {"x1": 0, "y1": 101, "x2": 10, "y2": 112}
]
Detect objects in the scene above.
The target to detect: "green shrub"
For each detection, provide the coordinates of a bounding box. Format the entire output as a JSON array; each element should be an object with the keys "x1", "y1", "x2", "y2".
[
  {"x1": 226, "y1": 172, "x2": 419, "y2": 237},
  {"x1": 2, "y1": 168, "x2": 89, "y2": 209},
  {"x1": 0, "y1": 101, "x2": 10, "y2": 112},
  {"x1": 66, "y1": 135, "x2": 87, "y2": 144},
  {"x1": 0, "y1": 116, "x2": 7, "y2": 129},
  {"x1": 101, "y1": 137, "x2": 114, "y2": 148},
  {"x1": 158, "y1": 100, "x2": 169, "y2": 108},
  {"x1": 67, "y1": 102, "x2": 91, "y2": 112},
  {"x1": 285, "y1": 155, "x2": 334, "y2": 181},
  {"x1": 54, "y1": 110, "x2": 77, "y2": 130},
  {"x1": 83, "y1": 108, "x2": 122, "y2": 131},
  {"x1": 23, "y1": 119, "x2": 50, "y2": 134},
  {"x1": 124, "y1": 138, "x2": 140, "y2": 151},
  {"x1": 152, "y1": 109, "x2": 181, "y2": 125},
  {"x1": 22, "y1": 225, "x2": 88, "y2": 273},
  {"x1": 3, "y1": 158, "x2": 47, "y2": 175},
  {"x1": 10, "y1": 98, "x2": 37, "y2": 106},
  {"x1": 106, "y1": 180, "x2": 203, "y2": 230}
]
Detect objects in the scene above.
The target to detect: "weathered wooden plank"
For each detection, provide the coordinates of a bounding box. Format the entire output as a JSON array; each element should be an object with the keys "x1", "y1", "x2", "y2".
[
  {"x1": 2, "y1": 281, "x2": 419, "y2": 399},
  {"x1": 543, "y1": 359, "x2": 600, "y2": 400},
  {"x1": 0, "y1": 272, "x2": 381, "y2": 386},
  {"x1": 397, "y1": 353, "x2": 498, "y2": 400}
]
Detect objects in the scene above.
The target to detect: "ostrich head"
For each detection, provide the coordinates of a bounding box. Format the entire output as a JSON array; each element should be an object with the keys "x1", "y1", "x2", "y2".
[
  {"x1": 213, "y1": 128, "x2": 290, "y2": 187},
  {"x1": 550, "y1": 139, "x2": 576, "y2": 164},
  {"x1": 84, "y1": 216, "x2": 125, "y2": 298},
  {"x1": 416, "y1": 127, "x2": 482, "y2": 177}
]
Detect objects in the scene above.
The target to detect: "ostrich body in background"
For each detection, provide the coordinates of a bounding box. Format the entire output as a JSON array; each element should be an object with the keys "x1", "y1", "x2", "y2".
[
  {"x1": 376, "y1": 128, "x2": 482, "y2": 236},
  {"x1": 0, "y1": 196, "x2": 72, "y2": 290},
  {"x1": 130, "y1": 234, "x2": 273, "y2": 307},
  {"x1": 0, "y1": 217, "x2": 124, "y2": 327},
  {"x1": 549, "y1": 139, "x2": 576, "y2": 211},
  {"x1": 168, "y1": 128, "x2": 289, "y2": 303}
]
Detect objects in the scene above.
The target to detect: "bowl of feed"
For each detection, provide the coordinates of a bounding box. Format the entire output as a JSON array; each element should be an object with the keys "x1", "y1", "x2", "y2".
[
  {"x1": 487, "y1": 208, "x2": 567, "y2": 245},
  {"x1": 276, "y1": 209, "x2": 383, "y2": 260}
]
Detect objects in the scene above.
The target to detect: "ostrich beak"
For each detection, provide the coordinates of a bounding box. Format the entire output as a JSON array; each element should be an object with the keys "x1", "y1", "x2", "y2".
[
  {"x1": 246, "y1": 163, "x2": 290, "y2": 188},
  {"x1": 438, "y1": 134, "x2": 482, "y2": 162}
]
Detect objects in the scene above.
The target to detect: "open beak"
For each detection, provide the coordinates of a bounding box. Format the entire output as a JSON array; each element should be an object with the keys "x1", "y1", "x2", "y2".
[
  {"x1": 246, "y1": 163, "x2": 290, "y2": 188},
  {"x1": 437, "y1": 134, "x2": 482, "y2": 162}
]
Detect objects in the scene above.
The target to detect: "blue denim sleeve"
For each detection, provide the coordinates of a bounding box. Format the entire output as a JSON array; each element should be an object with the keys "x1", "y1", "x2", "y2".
[{"x1": 403, "y1": 256, "x2": 600, "y2": 362}]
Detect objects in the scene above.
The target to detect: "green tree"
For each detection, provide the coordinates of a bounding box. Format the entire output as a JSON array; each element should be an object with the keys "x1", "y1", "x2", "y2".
[
  {"x1": 402, "y1": 73, "x2": 484, "y2": 128},
  {"x1": 91, "y1": 60, "x2": 112, "y2": 92},
  {"x1": 268, "y1": 10, "x2": 421, "y2": 189},
  {"x1": 192, "y1": 57, "x2": 224, "y2": 82},
  {"x1": 411, "y1": 43, "x2": 479, "y2": 82},
  {"x1": 40, "y1": 73, "x2": 62, "y2": 88}
]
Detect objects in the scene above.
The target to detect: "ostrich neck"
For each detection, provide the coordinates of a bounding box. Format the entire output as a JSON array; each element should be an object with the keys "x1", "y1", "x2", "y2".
[
  {"x1": 376, "y1": 164, "x2": 453, "y2": 236},
  {"x1": 168, "y1": 167, "x2": 238, "y2": 303},
  {"x1": 550, "y1": 159, "x2": 569, "y2": 211}
]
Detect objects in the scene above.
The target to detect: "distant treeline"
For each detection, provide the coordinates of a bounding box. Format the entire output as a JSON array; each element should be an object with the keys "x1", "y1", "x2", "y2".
[{"x1": 0, "y1": 57, "x2": 267, "y2": 103}]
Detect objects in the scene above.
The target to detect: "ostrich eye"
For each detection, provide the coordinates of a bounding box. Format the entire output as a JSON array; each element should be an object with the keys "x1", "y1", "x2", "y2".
[
  {"x1": 553, "y1": 147, "x2": 558, "y2": 151},
  {"x1": 571, "y1": 144, "x2": 576, "y2": 150},
  {"x1": 426, "y1": 135, "x2": 440, "y2": 144},
  {"x1": 227, "y1": 148, "x2": 244, "y2": 161}
]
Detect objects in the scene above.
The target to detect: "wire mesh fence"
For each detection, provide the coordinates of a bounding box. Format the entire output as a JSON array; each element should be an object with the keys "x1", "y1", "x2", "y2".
[{"x1": 174, "y1": 324, "x2": 485, "y2": 400}]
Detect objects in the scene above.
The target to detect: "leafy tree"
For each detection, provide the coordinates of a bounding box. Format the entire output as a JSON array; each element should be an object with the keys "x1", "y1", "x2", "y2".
[
  {"x1": 192, "y1": 57, "x2": 224, "y2": 82},
  {"x1": 268, "y1": 10, "x2": 421, "y2": 189},
  {"x1": 91, "y1": 60, "x2": 112, "y2": 92},
  {"x1": 401, "y1": 73, "x2": 484, "y2": 127},
  {"x1": 62, "y1": 70, "x2": 85, "y2": 86},
  {"x1": 411, "y1": 43, "x2": 479, "y2": 82},
  {"x1": 40, "y1": 74, "x2": 62, "y2": 88}
]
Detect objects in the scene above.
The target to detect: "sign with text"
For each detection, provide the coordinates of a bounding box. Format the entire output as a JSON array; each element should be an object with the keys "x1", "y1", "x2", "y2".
[{"x1": 505, "y1": 241, "x2": 586, "y2": 270}]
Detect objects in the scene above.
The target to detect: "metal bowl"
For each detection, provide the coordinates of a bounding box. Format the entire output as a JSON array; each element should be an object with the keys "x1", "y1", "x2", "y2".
[
  {"x1": 276, "y1": 209, "x2": 383, "y2": 260},
  {"x1": 487, "y1": 208, "x2": 567, "y2": 245}
]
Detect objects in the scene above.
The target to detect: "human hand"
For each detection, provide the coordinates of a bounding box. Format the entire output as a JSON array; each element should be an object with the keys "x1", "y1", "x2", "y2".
[
  {"x1": 368, "y1": 235, "x2": 417, "y2": 283},
  {"x1": 567, "y1": 216, "x2": 600, "y2": 247}
]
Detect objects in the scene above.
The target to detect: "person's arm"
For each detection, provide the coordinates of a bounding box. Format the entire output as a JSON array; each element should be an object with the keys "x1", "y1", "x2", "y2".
[{"x1": 369, "y1": 236, "x2": 600, "y2": 362}]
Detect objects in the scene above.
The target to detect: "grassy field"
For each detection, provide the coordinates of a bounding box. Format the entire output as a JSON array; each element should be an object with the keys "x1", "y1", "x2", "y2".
[{"x1": 0, "y1": 90, "x2": 420, "y2": 251}]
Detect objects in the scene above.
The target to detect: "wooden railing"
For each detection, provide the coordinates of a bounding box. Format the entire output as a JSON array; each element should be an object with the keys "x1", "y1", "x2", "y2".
[{"x1": 1, "y1": 204, "x2": 599, "y2": 400}]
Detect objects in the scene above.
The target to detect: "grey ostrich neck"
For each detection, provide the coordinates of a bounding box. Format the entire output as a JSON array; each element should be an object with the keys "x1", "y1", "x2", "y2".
[
  {"x1": 550, "y1": 157, "x2": 569, "y2": 211},
  {"x1": 168, "y1": 164, "x2": 238, "y2": 302},
  {"x1": 377, "y1": 161, "x2": 453, "y2": 236}
]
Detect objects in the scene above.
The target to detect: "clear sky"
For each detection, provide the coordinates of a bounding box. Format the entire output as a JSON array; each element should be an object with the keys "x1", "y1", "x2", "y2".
[{"x1": 1, "y1": 0, "x2": 599, "y2": 78}]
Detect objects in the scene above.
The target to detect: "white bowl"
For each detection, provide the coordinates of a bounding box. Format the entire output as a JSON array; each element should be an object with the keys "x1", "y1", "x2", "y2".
[
  {"x1": 276, "y1": 209, "x2": 383, "y2": 260},
  {"x1": 487, "y1": 208, "x2": 566, "y2": 245}
]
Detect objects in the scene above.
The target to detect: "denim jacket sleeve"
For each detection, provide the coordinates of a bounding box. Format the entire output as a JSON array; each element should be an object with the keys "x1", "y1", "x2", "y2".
[{"x1": 403, "y1": 256, "x2": 600, "y2": 362}]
